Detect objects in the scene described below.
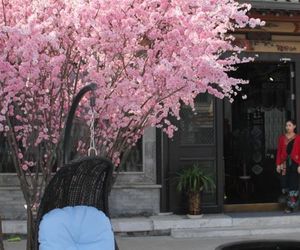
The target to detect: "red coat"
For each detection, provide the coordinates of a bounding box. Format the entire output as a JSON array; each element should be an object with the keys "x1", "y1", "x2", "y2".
[{"x1": 276, "y1": 134, "x2": 300, "y2": 166}]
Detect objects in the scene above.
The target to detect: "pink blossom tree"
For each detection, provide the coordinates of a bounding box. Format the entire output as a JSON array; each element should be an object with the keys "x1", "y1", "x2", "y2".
[{"x1": 0, "y1": 0, "x2": 263, "y2": 248}]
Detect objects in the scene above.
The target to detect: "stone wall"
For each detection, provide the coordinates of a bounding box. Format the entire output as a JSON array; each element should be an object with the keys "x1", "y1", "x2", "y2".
[
  {"x1": 110, "y1": 185, "x2": 161, "y2": 217},
  {"x1": 0, "y1": 178, "x2": 161, "y2": 219},
  {"x1": 0, "y1": 128, "x2": 161, "y2": 220}
]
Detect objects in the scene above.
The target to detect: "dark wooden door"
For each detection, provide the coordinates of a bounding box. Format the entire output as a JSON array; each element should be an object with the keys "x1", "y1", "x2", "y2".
[{"x1": 165, "y1": 93, "x2": 223, "y2": 214}]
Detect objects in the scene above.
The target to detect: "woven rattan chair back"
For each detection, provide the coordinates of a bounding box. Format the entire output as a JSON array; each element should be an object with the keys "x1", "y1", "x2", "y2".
[{"x1": 36, "y1": 156, "x2": 113, "y2": 224}]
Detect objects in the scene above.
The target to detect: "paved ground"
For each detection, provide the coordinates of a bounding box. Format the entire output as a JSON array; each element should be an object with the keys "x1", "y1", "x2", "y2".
[{"x1": 3, "y1": 233, "x2": 300, "y2": 250}]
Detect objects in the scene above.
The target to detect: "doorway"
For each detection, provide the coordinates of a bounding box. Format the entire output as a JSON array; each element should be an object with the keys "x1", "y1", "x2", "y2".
[
  {"x1": 163, "y1": 93, "x2": 223, "y2": 214},
  {"x1": 224, "y1": 62, "x2": 295, "y2": 208}
]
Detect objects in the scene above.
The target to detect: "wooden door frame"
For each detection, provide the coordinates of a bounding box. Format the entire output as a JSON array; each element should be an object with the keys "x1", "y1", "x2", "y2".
[
  {"x1": 216, "y1": 98, "x2": 224, "y2": 213},
  {"x1": 159, "y1": 96, "x2": 224, "y2": 213}
]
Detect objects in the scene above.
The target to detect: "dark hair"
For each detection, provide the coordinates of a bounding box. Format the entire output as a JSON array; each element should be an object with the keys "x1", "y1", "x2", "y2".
[{"x1": 286, "y1": 119, "x2": 297, "y2": 126}]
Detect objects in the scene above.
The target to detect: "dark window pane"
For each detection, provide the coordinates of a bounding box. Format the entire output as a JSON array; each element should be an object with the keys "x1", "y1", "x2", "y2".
[
  {"x1": 180, "y1": 94, "x2": 215, "y2": 145},
  {"x1": 0, "y1": 135, "x2": 15, "y2": 173},
  {"x1": 121, "y1": 138, "x2": 143, "y2": 172}
]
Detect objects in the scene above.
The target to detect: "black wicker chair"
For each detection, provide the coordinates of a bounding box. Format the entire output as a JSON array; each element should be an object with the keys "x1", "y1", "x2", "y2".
[{"x1": 36, "y1": 84, "x2": 118, "y2": 250}]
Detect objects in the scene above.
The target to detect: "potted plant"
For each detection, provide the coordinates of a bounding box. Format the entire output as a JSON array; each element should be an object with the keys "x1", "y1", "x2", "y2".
[{"x1": 177, "y1": 164, "x2": 215, "y2": 216}]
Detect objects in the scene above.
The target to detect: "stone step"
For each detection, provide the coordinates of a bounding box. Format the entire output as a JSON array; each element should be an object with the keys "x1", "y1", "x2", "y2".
[
  {"x1": 171, "y1": 224, "x2": 300, "y2": 238},
  {"x1": 230, "y1": 213, "x2": 300, "y2": 227},
  {"x1": 150, "y1": 213, "x2": 300, "y2": 230},
  {"x1": 150, "y1": 214, "x2": 232, "y2": 231}
]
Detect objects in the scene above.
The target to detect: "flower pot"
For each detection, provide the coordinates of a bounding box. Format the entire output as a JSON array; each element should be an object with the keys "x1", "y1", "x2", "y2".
[
  {"x1": 187, "y1": 214, "x2": 203, "y2": 219},
  {"x1": 188, "y1": 192, "x2": 201, "y2": 215}
]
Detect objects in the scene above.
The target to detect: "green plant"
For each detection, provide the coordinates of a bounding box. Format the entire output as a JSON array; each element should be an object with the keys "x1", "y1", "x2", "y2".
[{"x1": 177, "y1": 164, "x2": 216, "y2": 193}]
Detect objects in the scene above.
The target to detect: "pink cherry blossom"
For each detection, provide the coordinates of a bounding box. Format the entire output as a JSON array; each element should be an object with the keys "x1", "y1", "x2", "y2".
[
  {"x1": 0, "y1": 3, "x2": 262, "y2": 247},
  {"x1": 22, "y1": 164, "x2": 28, "y2": 171}
]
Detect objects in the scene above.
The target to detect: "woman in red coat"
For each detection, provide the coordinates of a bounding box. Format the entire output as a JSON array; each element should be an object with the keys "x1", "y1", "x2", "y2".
[{"x1": 276, "y1": 119, "x2": 300, "y2": 213}]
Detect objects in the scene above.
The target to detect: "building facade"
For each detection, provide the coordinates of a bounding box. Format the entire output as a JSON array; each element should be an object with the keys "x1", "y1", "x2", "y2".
[
  {"x1": 160, "y1": 0, "x2": 300, "y2": 214},
  {"x1": 1, "y1": 0, "x2": 300, "y2": 220}
]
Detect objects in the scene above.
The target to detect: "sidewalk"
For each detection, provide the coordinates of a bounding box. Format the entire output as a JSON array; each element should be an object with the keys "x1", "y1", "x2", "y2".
[
  {"x1": 4, "y1": 233, "x2": 300, "y2": 250},
  {"x1": 5, "y1": 211, "x2": 300, "y2": 236},
  {"x1": 3, "y1": 211, "x2": 300, "y2": 250}
]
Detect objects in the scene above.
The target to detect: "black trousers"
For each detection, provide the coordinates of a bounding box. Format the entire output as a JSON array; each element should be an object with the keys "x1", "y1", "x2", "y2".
[{"x1": 281, "y1": 161, "x2": 299, "y2": 192}]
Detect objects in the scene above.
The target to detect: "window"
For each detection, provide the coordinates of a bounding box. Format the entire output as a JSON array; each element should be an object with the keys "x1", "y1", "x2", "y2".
[
  {"x1": 180, "y1": 94, "x2": 215, "y2": 145},
  {"x1": 0, "y1": 122, "x2": 144, "y2": 173},
  {"x1": 120, "y1": 138, "x2": 143, "y2": 172}
]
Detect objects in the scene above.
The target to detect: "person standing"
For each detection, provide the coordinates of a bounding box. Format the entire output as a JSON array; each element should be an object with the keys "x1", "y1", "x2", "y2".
[{"x1": 276, "y1": 120, "x2": 300, "y2": 213}]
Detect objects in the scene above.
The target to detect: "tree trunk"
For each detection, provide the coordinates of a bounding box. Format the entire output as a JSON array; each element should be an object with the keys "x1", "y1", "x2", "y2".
[
  {"x1": 0, "y1": 216, "x2": 4, "y2": 250},
  {"x1": 188, "y1": 192, "x2": 201, "y2": 215},
  {"x1": 26, "y1": 207, "x2": 37, "y2": 250}
]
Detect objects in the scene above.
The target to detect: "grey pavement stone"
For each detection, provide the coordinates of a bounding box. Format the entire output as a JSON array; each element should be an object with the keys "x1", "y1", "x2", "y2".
[
  {"x1": 232, "y1": 213, "x2": 300, "y2": 227},
  {"x1": 171, "y1": 224, "x2": 300, "y2": 238},
  {"x1": 112, "y1": 217, "x2": 153, "y2": 232},
  {"x1": 151, "y1": 214, "x2": 232, "y2": 231}
]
